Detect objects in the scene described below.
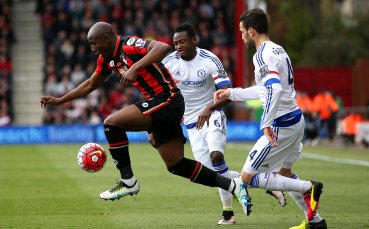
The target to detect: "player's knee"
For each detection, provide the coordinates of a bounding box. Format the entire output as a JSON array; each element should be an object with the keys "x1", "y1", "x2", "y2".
[
  {"x1": 278, "y1": 167, "x2": 293, "y2": 177},
  {"x1": 104, "y1": 113, "x2": 126, "y2": 127},
  {"x1": 210, "y1": 151, "x2": 224, "y2": 164},
  {"x1": 103, "y1": 114, "x2": 115, "y2": 126},
  {"x1": 241, "y1": 172, "x2": 253, "y2": 185}
]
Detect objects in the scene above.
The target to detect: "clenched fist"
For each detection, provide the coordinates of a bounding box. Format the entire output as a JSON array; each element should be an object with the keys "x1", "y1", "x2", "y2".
[{"x1": 40, "y1": 96, "x2": 62, "y2": 108}]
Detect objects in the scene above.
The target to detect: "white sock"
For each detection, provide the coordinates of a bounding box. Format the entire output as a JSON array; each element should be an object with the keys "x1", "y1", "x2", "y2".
[
  {"x1": 213, "y1": 161, "x2": 233, "y2": 210},
  {"x1": 288, "y1": 174, "x2": 308, "y2": 214},
  {"x1": 289, "y1": 174, "x2": 323, "y2": 222},
  {"x1": 229, "y1": 170, "x2": 240, "y2": 178},
  {"x1": 121, "y1": 176, "x2": 137, "y2": 187},
  {"x1": 251, "y1": 172, "x2": 311, "y2": 193}
]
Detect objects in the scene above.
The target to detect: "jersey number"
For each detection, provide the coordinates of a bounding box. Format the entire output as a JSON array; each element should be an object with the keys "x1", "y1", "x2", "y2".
[
  {"x1": 286, "y1": 58, "x2": 294, "y2": 85},
  {"x1": 249, "y1": 150, "x2": 257, "y2": 161}
]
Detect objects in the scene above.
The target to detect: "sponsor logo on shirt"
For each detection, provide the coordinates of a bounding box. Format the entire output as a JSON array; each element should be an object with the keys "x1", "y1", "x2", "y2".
[
  {"x1": 261, "y1": 163, "x2": 269, "y2": 168},
  {"x1": 127, "y1": 37, "x2": 136, "y2": 45},
  {"x1": 181, "y1": 78, "x2": 206, "y2": 87},
  {"x1": 117, "y1": 66, "x2": 127, "y2": 76},
  {"x1": 174, "y1": 70, "x2": 181, "y2": 77},
  {"x1": 259, "y1": 65, "x2": 270, "y2": 78}
]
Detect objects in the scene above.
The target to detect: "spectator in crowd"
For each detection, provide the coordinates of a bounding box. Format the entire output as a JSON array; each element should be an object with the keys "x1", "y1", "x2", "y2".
[
  {"x1": 0, "y1": 99, "x2": 11, "y2": 126},
  {"x1": 296, "y1": 91, "x2": 320, "y2": 146},
  {"x1": 312, "y1": 91, "x2": 339, "y2": 140},
  {"x1": 341, "y1": 112, "x2": 363, "y2": 146}
]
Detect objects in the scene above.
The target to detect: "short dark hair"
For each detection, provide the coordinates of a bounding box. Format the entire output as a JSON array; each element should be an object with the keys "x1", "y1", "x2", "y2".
[
  {"x1": 174, "y1": 23, "x2": 196, "y2": 38},
  {"x1": 240, "y1": 8, "x2": 268, "y2": 34}
]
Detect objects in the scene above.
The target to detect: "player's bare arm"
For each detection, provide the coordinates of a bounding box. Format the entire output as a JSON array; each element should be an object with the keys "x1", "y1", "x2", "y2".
[
  {"x1": 40, "y1": 72, "x2": 106, "y2": 108},
  {"x1": 120, "y1": 40, "x2": 171, "y2": 86},
  {"x1": 197, "y1": 85, "x2": 231, "y2": 129}
]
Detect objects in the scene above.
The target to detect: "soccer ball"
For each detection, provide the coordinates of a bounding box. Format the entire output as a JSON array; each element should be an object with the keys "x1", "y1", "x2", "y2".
[{"x1": 77, "y1": 143, "x2": 107, "y2": 173}]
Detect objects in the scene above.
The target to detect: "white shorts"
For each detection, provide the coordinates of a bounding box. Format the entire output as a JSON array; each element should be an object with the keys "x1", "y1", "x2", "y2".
[
  {"x1": 186, "y1": 110, "x2": 227, "y2": 169},
  {"x1": 243, "y1": 113, "x2": 304, "y2": 174}
]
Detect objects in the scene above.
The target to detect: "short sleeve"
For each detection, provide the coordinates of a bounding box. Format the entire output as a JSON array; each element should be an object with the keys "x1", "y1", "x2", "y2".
[
  {"x1": 205, "y1": 52, "x2": 231, "y2": 88},
  {"x1": 95, "y1": 55, "x2": 112, "y2": 76},
  {"x1": 258, "y1": 52, "x2": 281, "y2": 85}
]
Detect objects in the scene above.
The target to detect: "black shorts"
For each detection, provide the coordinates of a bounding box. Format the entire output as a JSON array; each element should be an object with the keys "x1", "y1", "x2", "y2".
[{"x1": 135, "y1": 91, "x2": 186, "y2": 147}]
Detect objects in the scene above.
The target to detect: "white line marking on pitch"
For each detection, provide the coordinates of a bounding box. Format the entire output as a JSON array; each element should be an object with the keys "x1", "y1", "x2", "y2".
[{"x1": 304, "y1": 153, "x2": 369, "y2": 167}]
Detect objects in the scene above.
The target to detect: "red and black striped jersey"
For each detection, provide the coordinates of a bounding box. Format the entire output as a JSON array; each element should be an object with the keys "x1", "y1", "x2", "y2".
[{"x1": 95, "y1": 35, "x2": 178, "y2": 99}]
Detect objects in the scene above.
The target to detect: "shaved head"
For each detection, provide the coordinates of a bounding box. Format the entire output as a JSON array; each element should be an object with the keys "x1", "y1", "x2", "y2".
[
  {"x1": 87, "y1": 22, "x2": 117, "y2": 59},
  {"x1": 87, "y1": 22, "x2": 115, "y2": 39}
]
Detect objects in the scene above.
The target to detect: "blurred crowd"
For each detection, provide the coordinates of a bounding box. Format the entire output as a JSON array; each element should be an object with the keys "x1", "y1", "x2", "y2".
[
  {"x1": 296, "y1": 90, "x2": 369, "y2": 147},
  {"x1": 296, "y1": 91, "x2": 340, "y2": 146},
  {"x1": 0, "y1": 0, "x2": 14, "y2": 126},
  {"x1": 37, "y1": 0, "x2": 235, "y2": 124}
]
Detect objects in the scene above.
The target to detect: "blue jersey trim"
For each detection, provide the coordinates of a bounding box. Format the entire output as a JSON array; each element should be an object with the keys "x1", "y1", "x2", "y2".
[
  {"x1": 216, "y1": 80, "x2": 232, "y2": 88},
  {"x1": 185, "y1": 122, "x2": 197, "y2": 129},
  {"x1": 272, "y1": 109, "x2": 302, "y2": 127},
  {"x1": 264, "y1": 78, "x2": 281, "y2": 87}
]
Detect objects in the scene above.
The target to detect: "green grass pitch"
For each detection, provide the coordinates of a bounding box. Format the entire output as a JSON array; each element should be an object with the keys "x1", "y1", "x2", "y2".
[{"x1": 1, "y1": 143, "x2": 369, "y2": 229}]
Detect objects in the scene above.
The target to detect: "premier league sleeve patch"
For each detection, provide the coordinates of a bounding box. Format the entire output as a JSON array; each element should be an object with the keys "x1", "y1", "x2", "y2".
[
  {"x1": 259, "y1": 65, "x2": 270, "y2": 78},
  {"x1": 135, "y1": 39, "x2": 147, "y2": 48},
  {"x1": 217, "y1": 69, "x2": 228, "y2": 79}
]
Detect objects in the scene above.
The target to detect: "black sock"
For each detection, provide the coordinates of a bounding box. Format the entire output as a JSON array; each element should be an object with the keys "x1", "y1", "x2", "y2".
[
  {"x1": 103, "y1": 124, "x2": 133, "y2": 179},
  {"x1": 168, "y1": 158, "x2": 232, "y2": 190}
]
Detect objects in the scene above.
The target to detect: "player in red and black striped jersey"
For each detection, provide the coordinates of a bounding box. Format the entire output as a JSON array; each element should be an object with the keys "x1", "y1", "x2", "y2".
[{"x1": 40, "y1": 22, "x2": 250, "y2": 211}]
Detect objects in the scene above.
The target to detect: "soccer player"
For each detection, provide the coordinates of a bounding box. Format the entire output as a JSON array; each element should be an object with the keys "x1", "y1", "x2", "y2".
[
  {"x1": 40, "y1": 22, "x2": 252, "y2": 215},
  {"x1": 161, "y1": 23, "x2": 239, "y2": 225},
  {"x1": 214, "y1": 9, "x2": 327, "y2": 229}
]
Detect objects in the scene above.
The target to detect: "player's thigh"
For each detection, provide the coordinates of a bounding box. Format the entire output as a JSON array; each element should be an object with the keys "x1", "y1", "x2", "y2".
[
  {"x1": 187, "y1": 128, "x2": 212, "y2": 169},
  {"x1": 205, "y1": 111, "x2": 226, "y2": 153},
  {"x1": 157, "y1": 138, "x2": 184, "y2": 168},
  {"x1": 243, "y1": 125, "x2": 303, "y2": 174},
  {"x1": 281, "y1": 121, "x2": 304, "y2": 168},
  {"x1": 104, "y1": 104, "x2": 153, "y2": 131}
]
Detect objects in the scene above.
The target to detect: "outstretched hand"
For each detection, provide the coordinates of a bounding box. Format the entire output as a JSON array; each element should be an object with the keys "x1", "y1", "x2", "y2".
[
  {"x1": 263, "y1": 127, "x2": 279, "y2": 147},
  {"x1": 40, "y1": 96, "x2": 62, "y2": 108},
  {"x1": 214, "y1": 88, "x2": 231, "y2": 104}
]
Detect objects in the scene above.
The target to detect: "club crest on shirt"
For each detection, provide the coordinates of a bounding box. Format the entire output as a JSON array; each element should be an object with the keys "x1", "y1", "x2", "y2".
[
  {"x1": 109, "y1": 60, "x2": 115, "y2": 67},
  {"x1": 217, "y1": 69, "x2": 227, "y2": 79},
  {"x1": 197, "y1": 69, "x2": 206, "y2": 78},
  {"x1": 259, "y1": 65, "x2": 270, "y2": 78}
]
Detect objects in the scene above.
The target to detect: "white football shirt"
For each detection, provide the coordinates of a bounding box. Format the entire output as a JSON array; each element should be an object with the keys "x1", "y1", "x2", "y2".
[
  {"x1": 253, "y1": 41, "x2": 298, "y2": 129},
  {"x1": 163, "y1": 48, "x2": 231, "y2": 125}
]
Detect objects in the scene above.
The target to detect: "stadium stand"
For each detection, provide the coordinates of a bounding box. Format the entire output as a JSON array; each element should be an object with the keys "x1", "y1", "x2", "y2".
[
  {"x1": 37, "y1": 0, "x2": 235, "y2": 124},
  {"x1": 0, "y1": 0, "x2": 14, "y2": 126}
]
